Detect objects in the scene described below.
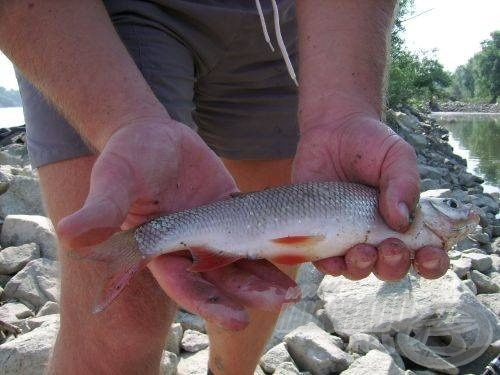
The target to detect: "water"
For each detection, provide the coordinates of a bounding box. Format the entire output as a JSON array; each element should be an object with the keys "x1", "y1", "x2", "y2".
[
  {"x1": 0, "y1": 106, "x2": 24, "y2": 128},
  {"x1": 431, "y1": 112, "x2": 500, "y2": 194}
]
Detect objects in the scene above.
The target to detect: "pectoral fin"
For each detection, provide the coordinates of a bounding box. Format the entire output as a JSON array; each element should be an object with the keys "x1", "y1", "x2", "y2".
[{"x1": 188, "y1": 247, "x2": 242, "y2": 272}]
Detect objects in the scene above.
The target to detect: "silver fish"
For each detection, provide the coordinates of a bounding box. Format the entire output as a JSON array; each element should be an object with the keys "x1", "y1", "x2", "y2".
[{"x1": 83, "y1": 182, "x2": 479, "y2": 312}]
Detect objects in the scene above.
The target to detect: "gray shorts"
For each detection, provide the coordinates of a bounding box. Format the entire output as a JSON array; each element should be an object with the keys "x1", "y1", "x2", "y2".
[{"x1": 17, "y1": 0, "x2": 299, "y2": 169}]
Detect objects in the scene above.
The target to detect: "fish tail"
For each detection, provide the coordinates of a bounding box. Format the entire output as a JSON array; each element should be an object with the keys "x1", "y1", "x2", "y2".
[{"x1": 72, "y1": 228, "x2": 149, "y2": 314}]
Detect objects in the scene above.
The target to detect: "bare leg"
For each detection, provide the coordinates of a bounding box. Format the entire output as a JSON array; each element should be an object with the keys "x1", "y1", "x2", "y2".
[
  {"x1": 39, "y1": 156, "x2": 177, "y2": 375},
  {"x1": 207, "y1": 158, "x2": 298, "y2": 375}
]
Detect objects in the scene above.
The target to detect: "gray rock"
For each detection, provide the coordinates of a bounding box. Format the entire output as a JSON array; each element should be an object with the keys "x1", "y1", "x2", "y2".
[
  {"x1": 470, "y1": 270, "x2": 499, "y2": 294},
  {"x1": 181, "y1": 329, "x2": 209, "y2": 353},
  {"x1": 284, "y1": 322, "x2": 352, "y2": 374},
  {"x1": 462, "y1": 253, "x2": 492, "y2": 273},
  {"x1": 420, "y1": 179, "x2": 440, "y2": 191},
  {"x1": 175, "y1": 310, "x2": 206, "y2": 333},
  {"x1": 469, "y1": 231, "x2": 491, "y2": 245},
  {"x1": 476, "y1": 294, "x2": 500, "y2": 316},
  {"x1": 260, "y1": 342, "x2": 293, "y2": 373},
  {"x1": 0, "y1": 275, "x2": 10, "y2": 288},
  {"x1": 0, "y1": 165, "x2": 43, "y2": 218},
  {"x1": 0, "y1": 144, "x2": 29, "y2": 166},
  {"x1": 341, "y1": 349, "x2": 405, "y2": 375},
  {"x1": 408, "y1": 134, "x2": 428, "y2": 149},
  {"x1": 471, "y1": 194, "x2": 499, "y2": 215},
  {"x1": 461, "y1": 247, "x2": 487, "y2": 255},
  {"x1": 159, "y1": 351, "x2": 178, "y2": 375},
  {"x1": 493, "y1": 238, "x2": 500, "y2": 255},
  {"x1": 36, "y1": 301, "x2": 59, "y2": 317},
  {"x1": 177, "y1": 348, "x2": 209, "y2": 375},
  {"x1": 1, "y1": 215, "x2": 57, "y2": 259},
  {"x1": 418, "y1": 165, "x2": 446, "y2": 180},
  {"x1": 274, "y1": 362, "x2": 300, "y2": 375},
  {"x1": 455, "y1": 238, "x2": 480, "y2": 251},
  {"x1": 0, "y1": 302, "x2": 33, "y2": 323},
  {"x1": 165, "y1": 323, "x2": 183, "y2": 356},
  {"x1": 24, "y1": 314, "x2": 60, "y2": 332},
  {"x1": 0, "y1": 243, "x2": 40, "y2": 275},
  {"x1": 450, "y1": 257, "x2": 472, "y2": 279},
  {"x1": 0, "y1": 313, "x2": 59, "y2": 375},
  {"x1": 3, "y1": 258, "x2": 59, "y2": 309},
  {"x1": 346, "y1": 333, "x2": 385, "y2": 355},
  {"x1": 394, "y1": 112, "x2": 421, "y2": 132},
  {"x1": 462, "y1": 279, "x2": 477, "y2": 294},
  {"x1": 489, "y1": 254, "x2": 500, "y2": 273},
  {"x1": 447, "y1": 250, "x2": 462, "y2": 260}
]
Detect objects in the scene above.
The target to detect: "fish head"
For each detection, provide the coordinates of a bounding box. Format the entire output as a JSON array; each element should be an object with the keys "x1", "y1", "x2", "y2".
[{"x1": 419, "y1": 197, "x2": 480, "y2": 249}]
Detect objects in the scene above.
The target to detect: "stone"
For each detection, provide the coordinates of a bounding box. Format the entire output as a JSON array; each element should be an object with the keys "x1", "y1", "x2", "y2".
[
  {"x1": 462, "y1": 253, "x2": 492, "y2": 273},
  {"x1": 447, "y1": 250, "x2": 462, "y2": 260},
  {"x1": 36, "y1": 301, "x2": 59, "y2": 317},
  {"x1": 177, "y1": 348, "x2": 209, "y2": 375},
  {"x1": 295, "y1": 263, "x2": 325, "y2": 301},
  {"x1": 490, "y1": 254, "x2": 500, "y2": 273},
  {"x1": 420, "y1": 179, "x2": 440, "y2": 191},
  {"x1": 0, "y1": 302, "x2": 33, "y2": 323},
  {"x1": 260, "y1": 342, "x2": 293, "y2": 373},
  {"x1": 3, "y1": 258, "x2": 59, "y2": 309},
  {"x1": 181, "y1": 329, "x2": 209, "y2": 353},
  {"x1": 0, "y1": 275, "x2": 10, "y2": 288},
  {"x1": 341, "y1": 350, "x2": 405, "y2": 375},
  {"x1": 470, "y1": 270, "x2": 499, "y2": 294},
  {"x1": 284, "y1": 322, "x2": 352, "y2": 374},
  {"x1": 469, "y1": 231, "x2": 491, "y2": 245},
  {"x1": 0, "y1": 166, "x2": 43, "y2": 218},
  {"x1": 475, "y1": 294, "x2": 500, "y2": 316},
  {"x1": 408, "y1": 134, "x2": 428, "y2": 150},
  {"x1": 471, "y1": 194, "x2": 499, "y2": 215},
  {"x1": 175, "y1": 310, "x2": 206, "y2": 333},
  {"x1": 462, "y1": 279, "x2": 477, "y2": 294},
  {"x1": 165, "y1": 323, "x2": 183, "y2": 356},
  {"x1": 461, "y1": 247, "x2": 487, "y2": 255},
  {"x1": 274, "y1": 362, "x2": 300, "y2": 375},
  {"x1": 24, "y1": 314, "x2": 60, "y2": 332},
  {"x1": 0, "y1": 313, "x2": 59, "y2": 375},
  {"x1": 318, "y1": 271, "x2": 500, "y2": 340},
  {"x1": 159, "y1": 351, "x2": 178, "y2": 375},
  {"x1": 394, "y1": 112, "x2": 421, "y2": 132},
  {"x1": 493, "y1": 238, "x2": 500, "y2": 255},
  {"x1": 418, "y1": 165, "x2": 447, "y2": 180},
  {"x1": 455, "y1": 238, "x2": 481, "y2": 251},
  {"x1": 0, "y1": 243, "x2": 40, "y2": 275},
  {"x1": 0, "y1": 144, "x2": 29, "y2": 166},
  {"x1": 450, "y1": 257, "x2": 472, "y2": 279},
  {"x1": 346, "y1": 333, "x2": 385, "y2": 355},
  {"x1": 1, "y1": 215, "x2": 57, "y2": 259}
]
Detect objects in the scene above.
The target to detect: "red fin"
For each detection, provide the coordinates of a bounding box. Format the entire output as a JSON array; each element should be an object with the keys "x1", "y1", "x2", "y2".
[
  {"x1": 271, "y1": 235, "x2": 325, "y2": 246},
  {"x1": 188, "y1": 247, "x2": 242, "y2": 272},
  {"x1": 271, "y1": 255, "x2": 309, "y2": 265}
]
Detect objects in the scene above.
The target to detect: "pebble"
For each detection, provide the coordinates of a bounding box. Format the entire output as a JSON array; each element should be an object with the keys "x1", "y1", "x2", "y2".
[
  {"x1": 180, "y1": 329, "x2": 209, "y2": 353},
  {"x1": 260, "y1": 342, "x2": 293, "y2": 373}
]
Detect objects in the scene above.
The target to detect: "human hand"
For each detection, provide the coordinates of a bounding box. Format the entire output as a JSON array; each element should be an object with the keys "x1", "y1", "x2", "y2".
[
  {"x1": 57, "y1": 118, "x2": 296, "y2": 330},
  {"x1": 293, "y1": 114, "x2": 449, "y2": 281}
]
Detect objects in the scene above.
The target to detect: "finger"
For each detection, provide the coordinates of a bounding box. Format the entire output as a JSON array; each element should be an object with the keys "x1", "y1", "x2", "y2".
[
  {"x1": 373, "y1": 238, "x2": 411, "y2": 281},
  {"x1": 149, "y1": 254, "x2": 250, "y2": 330},
  {"x1": 313, "y1": 257, "x2": 347, "y2": 276},
  {"x1": 413, "y1": 246, "x2": 449, "y2": 279},
  {"x1": 57, "y1": 151, "x2": 135, "y2": 248},
  {"x1": 343, "y1": 244, "x2": 377, "y2": 280},
  {"x1": 203, "y1": 263, "x2": 295, "y2": 311},
  {"x1": 378, "y1": 138, "x2": 420, "y2": 232}
]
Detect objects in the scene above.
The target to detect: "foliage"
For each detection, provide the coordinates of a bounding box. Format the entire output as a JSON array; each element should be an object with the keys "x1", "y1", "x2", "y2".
[
  {"x1": 451, "y1": 31, "x2": 500, "y2": 102},
  {"x1": 387, "y1": 1, "x2": 452, "y2": 107},
  {"x1": 0, "y1": 86, "x2": 21, "y2": 107}
]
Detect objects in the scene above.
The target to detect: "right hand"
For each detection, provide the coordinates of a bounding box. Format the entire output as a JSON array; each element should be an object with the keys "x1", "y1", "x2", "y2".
[{"x1": 57, "y1": 118, "x2": 297, "y2": 330}]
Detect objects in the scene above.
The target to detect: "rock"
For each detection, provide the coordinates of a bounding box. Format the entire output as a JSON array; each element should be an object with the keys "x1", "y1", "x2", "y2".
[
  {"x1": 341, "y1": 350, "x2": 405, "y2": 375},
  {"x1": 0, "y1": 313, "x2": 59, "y2": 375},
  {"x1": 420, "y1": 179, "x2": 440, "y2": 191},
  {"x1": 455, "y1": 238, "x2": 481, "y2": 251},
  {"x1": 461, "y1": 247, "x2": 487, "y2": 255},
  {"x1": 462, "y1": 279, "x2": 477, "y2": 294},
  {"x1": 469, "y1": 230, "x2": 491, "y2": 245},
  {"x1": 36, "y1": 301, "x2": 59, "y2": 317},
  {"x1": 459, "y1": 173, "x2": 483, "y2": 188},
  {"x1": 490, "y1": 255, "x2": 500, "y2": 273},
  {"x1": 408, "y1": 134, "x2": 428, "y2": 149},
  {"x1": 393, "y1": 112, "x2": 421, "y2": 132},
  {"x1": 175, "y1": 310, "x2": 206, "y2": 333},
  {"x1": 177, "y1": 348, "x2": 209, "y2": 375},
  {"x1": 396, "y1": 334, "x2": 459, "y2": 374},
  {"x1": 318, "y1": 271, "x2": 500, "y2": 340},
  {"x1": 159, "y1": 351, "x2": 178, "y2": 375},
  {"x1": 284, "y1": 322, "x2": 352, "y2": 374},
  {"x1": 447, "y1": 250, "x2": 462, "y2": 260},
  {"x1": 3, "y1": 258, "x2": 59, "y2": 309},
  {"x1": 1, "y1": 215, "x2": 57, "y2": 259},
  {"x1": 0, "y1": 144, "x2": 29, "y2": 166},
  {"x1": 493, "y1": 238, "x2": 500, "y2": 255},
  {"x1": 418, "y1": 165, "x2": 447, "y2": 180},
  {"x1": 476, "y1": 294, "x2": 500, "y2": 316},
  {"x1": 450, "y1": 257, "x2": 472, "y2": 279},
  {"x1": 0, "y1": 243, "x2": 40, "y2": 274},
  {"x1": 165, "y1": 323, "x2": 183, "y2": 356},
  {"x1": 274, "y1": 361, "x2": 300, "y2": 375},
  {"x1": 470, "y1": 270, "x2": 499, "y2": 294},
  {"x1": 471, "y1": 194, "x2": 499, "y2": 215},
  {"x1": 24, "y1": 314, "x2": 59, "y2": 332},
  {"x1": 181, "y1": 329, "x2": 209, "y2": 353},
  {"x1": 260, "y1": 342, "x2": 293, "y2": 373},
  {"x1": 0, "y1": 275, "x2": 10, "y2": 288},
  {"x1": 0, "y1": 302, "x2": 33, "y2": 323},
  {"x1": 492, "y1": 225, "x2": 500, "y2": 238},
  {"x1": 346, "y1": 333, "x2": 385, "y2": 355},
  {"x1": 462, "y1": 253, "x2": 492, "y2": 273},
  {"x1": 0, "y1": 165, "x2": 43, "y2": 218},
  {"x1": 296, "y1": 263, "x2": 325, "y2": 301}
]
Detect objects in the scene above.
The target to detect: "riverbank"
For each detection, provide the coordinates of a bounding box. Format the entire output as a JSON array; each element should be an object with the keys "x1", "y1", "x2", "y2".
[
  {"x1": 437, "y1": 101, "x2": 500, "y2": 113},
  {"x1": 0, "y1": 111, "x2": 499, "y2": 374}
]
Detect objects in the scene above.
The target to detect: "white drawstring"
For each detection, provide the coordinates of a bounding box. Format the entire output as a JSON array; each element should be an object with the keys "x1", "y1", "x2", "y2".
[{"x1": 255, "y1": 0, "x2": 299, "y2": 86}]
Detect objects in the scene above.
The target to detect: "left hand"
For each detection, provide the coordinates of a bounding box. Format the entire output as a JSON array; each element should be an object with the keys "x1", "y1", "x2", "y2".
[{"x1": 293, "y1": 114, "x2": 449, "y2": 281}]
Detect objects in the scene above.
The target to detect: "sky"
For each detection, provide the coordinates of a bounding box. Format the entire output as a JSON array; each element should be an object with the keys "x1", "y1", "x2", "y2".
[{"x1": 0, "y1": 0, "x2": 499, "y2": 90}]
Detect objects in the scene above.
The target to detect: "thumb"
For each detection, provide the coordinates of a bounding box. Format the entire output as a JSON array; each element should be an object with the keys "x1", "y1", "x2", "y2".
[
  {"x1": 379, "y1": 140, "x2": 420, "y2": 232},
  {"x1": 57, "y1": 152, "x2": 135, "y2": 248}
]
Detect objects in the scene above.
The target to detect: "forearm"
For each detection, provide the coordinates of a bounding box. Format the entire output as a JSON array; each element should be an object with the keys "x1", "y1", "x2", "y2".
[
  {"x1": 0, "y1": 0, "x2": 168, "y2": 150},
  {"x1": 297, "y1": 0, "x2": 397, "y2": 131}
]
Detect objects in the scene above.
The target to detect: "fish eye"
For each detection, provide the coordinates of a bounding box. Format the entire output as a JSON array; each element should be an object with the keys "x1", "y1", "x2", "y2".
[{"x1": 445, "y1": 198, "x2": 458, "y2": 209}]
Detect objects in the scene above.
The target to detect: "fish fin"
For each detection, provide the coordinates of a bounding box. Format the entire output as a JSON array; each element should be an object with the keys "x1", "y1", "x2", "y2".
[
  {"x1": 270, "y1": 235, "x2": 325, "y2": 246},
  {"x1": 72, "y1": 229, "x2": 149, "y2": 314},
  {"x1": 188, "y1": 247, "x2": 242, "y2": 272},
  {"x1": 270, "y1": 254, "x2": 310, "y2": 265}
]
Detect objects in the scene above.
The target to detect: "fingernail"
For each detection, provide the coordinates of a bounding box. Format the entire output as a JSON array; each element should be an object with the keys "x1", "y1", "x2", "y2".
[
  {"x1": 382, "y1": 253, "x2": 404, "y2": 266},
  {"x1": 422, "y1": 259, "x2": 440, "y2": 270},
  {"x1": 398, "y1": 202, "x2": 410, "y2": 227}
]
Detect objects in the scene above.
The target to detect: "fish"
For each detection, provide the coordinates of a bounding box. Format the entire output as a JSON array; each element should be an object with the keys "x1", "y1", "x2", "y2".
[{"x1": 80, "y1": 181, "x2": 479, "y2": 313}]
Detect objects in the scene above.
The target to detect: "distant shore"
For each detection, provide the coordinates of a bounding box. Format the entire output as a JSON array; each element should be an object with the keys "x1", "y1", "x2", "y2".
[{"x1": 437, "y1": 101, "x2": 500, "y2": 113}]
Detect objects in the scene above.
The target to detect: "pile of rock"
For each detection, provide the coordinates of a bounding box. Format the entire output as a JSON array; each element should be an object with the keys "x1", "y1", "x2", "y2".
[
  {"x1": 0, "y1": 112, "x2": 498, "y2": 375},
  {"x1": 437, "y1": 102, "x2": 500, "y2": 114}
]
